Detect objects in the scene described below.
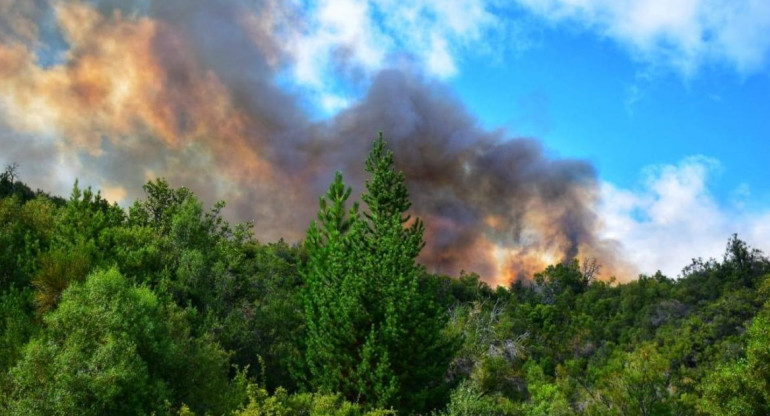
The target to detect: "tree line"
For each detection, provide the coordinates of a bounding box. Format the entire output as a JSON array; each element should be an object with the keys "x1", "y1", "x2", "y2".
[{"x1": 1, "y1": 136, "x2": 769, "y2": 415}]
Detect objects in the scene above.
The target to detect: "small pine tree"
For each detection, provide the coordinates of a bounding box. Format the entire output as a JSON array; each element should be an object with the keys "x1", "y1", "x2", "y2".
[
  {"x1": 301, "y1": 134, "x2": 455, "y2": 413},
  {"x1": 301, "y1": 171, "x2": 372, "y2": 400}
]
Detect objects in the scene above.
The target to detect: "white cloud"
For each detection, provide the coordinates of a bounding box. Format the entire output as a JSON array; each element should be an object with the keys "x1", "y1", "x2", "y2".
[
  {"x1": 289, "y1": 0, "x2": 389, "y2": 87},
  {"x1": 319, "y1": 93, "x2": 350, "y2": 114},
  {"x1": 278, "y1": 0, "x2": 501, "y2": 106},
  {"x1": 514, "y1": 0, "x2": 770, "y2": 76},
  {"x1": 274, "y1": 0, "x2": 770, "y2": 113},
  {"x1": 599, "y1": 156, "x2": 770, "y2": 277}
]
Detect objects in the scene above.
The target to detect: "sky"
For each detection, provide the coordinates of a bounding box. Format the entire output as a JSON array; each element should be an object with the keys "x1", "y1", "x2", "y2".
[
  {"x1": 284, "y1": 0, "x2": 770, "y2": 277},
  {"x1": 447, "y1": 2, "x2": 770, "y2": 277},
  {"x1": 1, "y1": 0, "x2": 769, "y2": 281}
]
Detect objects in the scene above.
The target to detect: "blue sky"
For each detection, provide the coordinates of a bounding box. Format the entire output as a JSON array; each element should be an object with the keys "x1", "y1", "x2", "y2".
[
  {"x1": 450, "y1": 25, "x2": 770, "y2": 207},
  {"x1": 284, "y1": 0, "x2": 770, "y2": 207}
]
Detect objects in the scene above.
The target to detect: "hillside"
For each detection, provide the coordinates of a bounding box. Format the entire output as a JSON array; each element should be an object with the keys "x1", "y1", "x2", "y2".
[{"x1": 2, "y1": 143, "x2": 769, "y2": 415}]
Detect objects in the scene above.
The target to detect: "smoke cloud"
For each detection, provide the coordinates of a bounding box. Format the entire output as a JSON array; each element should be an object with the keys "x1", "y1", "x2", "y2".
[{"x1": 0, "y1": 0, "x2": 633, "y2": 285}]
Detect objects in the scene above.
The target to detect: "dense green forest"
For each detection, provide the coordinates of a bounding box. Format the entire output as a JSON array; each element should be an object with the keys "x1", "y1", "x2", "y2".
[{"x1": 1, "y1": 138, "x2": 769, "y2": 415}]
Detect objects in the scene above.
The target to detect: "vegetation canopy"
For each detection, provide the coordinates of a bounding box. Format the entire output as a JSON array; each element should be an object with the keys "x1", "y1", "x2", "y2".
[{"x1": 1, "y1": 138, "x2": 769, "y2": 415}]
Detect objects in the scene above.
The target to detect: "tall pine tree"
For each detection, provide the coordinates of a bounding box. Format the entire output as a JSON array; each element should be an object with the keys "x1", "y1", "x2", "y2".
[{"x1": 301, "y1": 134, "x2": 455, "y2": 413}]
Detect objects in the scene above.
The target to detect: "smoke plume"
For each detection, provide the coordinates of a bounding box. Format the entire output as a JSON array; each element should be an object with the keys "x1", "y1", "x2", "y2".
[{"x1": 0, "y1": 0, "x2": 633, "y2": 285}]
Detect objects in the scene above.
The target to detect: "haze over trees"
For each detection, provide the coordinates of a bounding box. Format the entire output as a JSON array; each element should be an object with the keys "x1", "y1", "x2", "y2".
[{"x1": 1, "y1": 138, "x2": 769, "y2": 415}]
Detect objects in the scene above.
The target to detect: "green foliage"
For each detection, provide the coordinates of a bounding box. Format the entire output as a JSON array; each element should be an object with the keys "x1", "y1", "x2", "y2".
[
  {"x1": 595, "y1": 342, "x2": 673, "y2": 416},
  {"x1": 32, "y1": 246, "x2": 92, "y2": 313},
  {"x1": 212, "y1": 239, "x2": 305, "y2": 392},
  {"x1": 234, "y1": 384, "x2": 395, "y2": 416},
  {"x1": 115, "y1": 179, "x2": 305, "y2": 389},
  {"x1": 55, "y1": 181, "x2": 125, "y2": 261},
  {"x1": 128, "y1": 179, "x2": 195, "y2": 235},
  {"x1": 519, "y1": 362, "x2": 571, "y2": 416},
  {"x1": 447, "y1": 301, "x2": 526, "y2": 400},
  {"x1": 0, "y1": 286, "x2": 38, "y2": 374},
  {"x1": 0, "y1": 196, "x2": 56, "y2": 290},
  {"x1": 0, "y1": 163, "x2": 39, "y2": 203},
  {"x1": 700, "y1": 360, "x2": 762, "y2": 416},
  {"x1": 700, "y1": 286, "x2": 770, "y2": 415},
  {"x1": 3, "y1": 143, "x2": 770, "y2": 416},
  {"x1": 301, "y1": 135, "x2": 455, "y2": 413},
  {"x1": 2, "y1": 268, "x2": 244, "y2": 415},
  {"x1": 20, "y1": 181, "x2": 128, "y2": 313},
  {"x1": 534, "y1": 259, "x2": 592, "y2": 298},
  {"x1": 676, "y1": 235, "x2": 769, "y2": 304},
  {"x1": 499, "y1": 241, "x2": 770, "y2": 414},
  {"x1": 437, "y1": 381, "x2": 519, "y2": 416},
  {"x1": 299, "y1": 171, "x2": 363, "y2": 392}
]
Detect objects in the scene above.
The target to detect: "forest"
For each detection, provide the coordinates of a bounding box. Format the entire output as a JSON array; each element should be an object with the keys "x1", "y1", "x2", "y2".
[{"x1": 1, "y1": 137, "x2": 769, "y2": 415}]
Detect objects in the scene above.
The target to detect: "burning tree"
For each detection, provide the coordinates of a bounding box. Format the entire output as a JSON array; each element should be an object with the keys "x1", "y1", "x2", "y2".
[{"x1": 300, "y1": 134, "x2": 455, "y2": 413}]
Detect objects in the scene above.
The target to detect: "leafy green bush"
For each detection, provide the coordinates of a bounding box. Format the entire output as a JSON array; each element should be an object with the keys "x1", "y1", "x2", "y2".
[
  {"x1": 3, "y1": 268, "x2": 245, "y2": 415},
  {"x1": 233, "y1": 385, "x2": 395, "y2": 416}
]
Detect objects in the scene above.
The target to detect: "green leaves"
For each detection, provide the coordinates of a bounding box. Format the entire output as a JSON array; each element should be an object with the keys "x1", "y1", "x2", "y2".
[
  {"x1": 5, "y1": 143, "x2": 770, "y2": 416},
  {"x1": 234, "y1": 384, "x2": 395, "y2": 416},
  {"x1": 301, "y1": 134, "x2": 454, "y2": 413},
  {"x1": 700, "y1": 292, "x2": 770, "y2": 415},
  {"x1": 0, "y1": 286, "x2": 37, "y2": 374},
  {"x1": 363, "y1": 132, "x2": 412, "y2": 226},
  {"x1": 32, "y1": 246, "x2": 92, "y2": 313},
  {"x1": 3, "y1": 268, "x2": 242, "y2": 415}
]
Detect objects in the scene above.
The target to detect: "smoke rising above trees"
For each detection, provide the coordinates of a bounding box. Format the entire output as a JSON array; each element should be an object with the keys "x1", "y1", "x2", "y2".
[{"x1": 0, "y1": 0, "x2": 632, "y2": 284}]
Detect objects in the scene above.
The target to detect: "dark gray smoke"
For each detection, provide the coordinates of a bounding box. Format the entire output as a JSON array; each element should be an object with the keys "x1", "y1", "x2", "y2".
[
  {"x1": 313, "y1": 71, "x2": 622, "y2": 282},
  {"x1": 0, "y1": 0, "x2": 631, "y2": 284}
]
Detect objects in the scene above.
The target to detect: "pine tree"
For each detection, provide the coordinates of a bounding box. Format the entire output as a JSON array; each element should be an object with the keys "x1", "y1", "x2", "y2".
[
  {"x1": 360, "y1": 134, "x2": 454, "y2": 412},
  {"x1": 301, "y1": 134, "x2": 455, "y2": 413},
  {"x1": 301, "y1": 172, "x2": 386, "y2": 403}
]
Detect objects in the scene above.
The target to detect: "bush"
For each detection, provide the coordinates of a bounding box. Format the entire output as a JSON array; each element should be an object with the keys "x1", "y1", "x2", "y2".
[{"x1": 3, "y1": 268, "x2": 245, "y2": 415}]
